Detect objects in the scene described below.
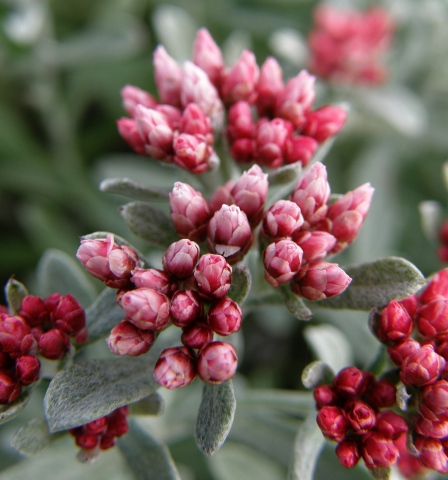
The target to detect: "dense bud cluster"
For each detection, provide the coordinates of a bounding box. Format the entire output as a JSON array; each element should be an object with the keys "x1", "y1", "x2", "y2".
[
  {"x1": 308, "y1": 6, "x2": 394, "y2": 85},
  {"x1": 0, "y1": 291, "x2": 86, "y2": 404},
  {"x1": 70, "y1": 406, "x2": 129, "y2": 458}
]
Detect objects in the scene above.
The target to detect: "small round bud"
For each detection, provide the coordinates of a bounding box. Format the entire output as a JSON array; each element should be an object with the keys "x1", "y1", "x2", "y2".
[
  {"x1": 316, "y1": 406, "x2": 349, "y2": 442},
  {"x1": 197, "y1": 341, "x2": 238, "y2": 384},
  {"x1": 400, "y1": 344, "x2": 446, "y2": 388},
  {"x1": 361, "y1": 432, "x2": 399, "y2": 468},
  {"x1": 345, "y1": 400, "x2": 377, "y2": 434},
  {"x1": 181, "y1": 321, "x2": 214, "y2": 350},
  {"x1": 162, "y1": 239, "x2": 200, "y2": 279},
  {"x1": 335, "y1": 440, "x2": 361, "y2": 469},
  {"x1": 206, "y1": 297, "x2": 242, "y2": 336},
  {"x1": 107, "y1": 321, "x2": 155, "y2": 356},
  {"x1": 170, "y1": 290, "x2": 203, "y2": 327},
  {"x1": 16, "y1": 355, "x2": 40, "y2": 385},
  {"x1": 153, "y1": 346, "x2": 197, "y2": 389},
  {"x1": 38, "y1": 328, "x2": 70, "y2": 360},
  {"x1": 194, "y1": 254, "x2": 232, "y2": 299},
  {"x1": 0, "y1": 371, "x2": 21, "y2": 405}
]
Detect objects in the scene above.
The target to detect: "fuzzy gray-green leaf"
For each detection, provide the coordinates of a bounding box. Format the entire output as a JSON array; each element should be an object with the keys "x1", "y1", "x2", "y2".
[
  {"x1": 11, "y1": 418, "x2": 51, "y2": 456},
  {"x1": 5, "y1": 277, "x2": 28, "y2": 315},
  {"x1": 118, "y1": 420, "x2": 180, "y2": 480},
  {"x1": 44, "y1": 356, "x2": 158, "y2": 432},
  {"x1": 301, "y1": 361, "x2": 334, "y2": 389},
  {"x1": 228, "y1": 263, "x2": 252, "y2": 305},
  {"x1": 268, "y1": 163, "x2": 301, "y2": 187},
  {"x1": 281, "y1": 286, "x2": 313, "y2": 321},
  {"x1": 100, "y1": 177, "x2": 170, "y2": 201},
  {"x1": 318, "y1": 257, "x2": 426, "y2": 310},
  {"x1": 195, "y1": 380, "x2": 237, "y2": 456},
  {"x1": 119, "y1": 201, "x2": 178, "y2": 247}
]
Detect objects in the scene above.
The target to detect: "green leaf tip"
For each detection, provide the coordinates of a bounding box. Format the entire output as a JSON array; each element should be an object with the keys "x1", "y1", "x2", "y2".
[
  {"x1": 228, "y1": 263, "x2": 252, "y2": 305},
  {"x1": 5, "y1": 277, "x2": 28, "y2": 315},
  {"x1": 281, "y1": 286, "x2": 313, "y2": 321},
  {"x1": 301, "y1": 361, "x2": 334, "y2": 389},
  {"x1": 11, "y1": 418, "x2": 51, "y2": 457},
  {"x1": 100, "y1": 177, "x2": 170, "y2": 201},
  {"x1": 195, "y1": 380, "x2": 237, "y2": 456}
]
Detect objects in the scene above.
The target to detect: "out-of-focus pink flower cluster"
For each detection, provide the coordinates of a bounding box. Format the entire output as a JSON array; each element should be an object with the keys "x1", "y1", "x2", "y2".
[
  {"x1": 117, "y1": 28, "x2": 347, "y2": 173},
  {"x1": 308, "y1": 6, "x2": 394, "y2": 85},
  {"x1": 0, "y1": 292, "x2": 86, "y2": 405},
  {"x1": 70, "y1": 406, "x2": 129, "y2": 455},
  {"x1": 438, "y1": 220, "x2": 448, "y2": 263},
  {"x1": 77, "y1": 235, "x2": 239, "y2": 389}
]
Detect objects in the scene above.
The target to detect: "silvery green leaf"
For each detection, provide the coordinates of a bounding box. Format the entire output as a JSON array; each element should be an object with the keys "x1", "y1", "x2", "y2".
[
  {"x1": 119, "y1": 201, "x2": 178, "y2": 247},
  {"x1": 195, "y1": 380, "x2": 236, "y2": 456},
  {"x1": 371, "y1": 467, "x2": 392, "y2": 480},
  {"x1": 44, "y1": 356, "x2": 158, "y2": 432},
  {"x1": 5, "y1": 277, "x2": 28, "y2": 315},
  {"x1": 130, "y1": 392, "x2": 165, "y2": 416},
  {"x1": 118, "y1": 420, "x2": 181, "y2": 480},
  {"x1": 301, "y1": 361, "x2": 334, "y2": 389},
  {"x1": 281, "y1": 286, "x2": 313, "y2": 321},
  {"x1": 287, "y1": 413, "x2": 325, "y2": 480},
  {"x1": 318, "y1": 257, "x2": 426, "y2": 310},
  {"x1": 228, "y1": 263, "x2": 252, "y2": 305},
  {"x1": 100, "y1": 177, "x2": 170, "y2": 201},
  {"x1": 11, "y1": 418, "x2": 50, "y2": 456},
  {"x1": 36, "y1": 249, "x2": 97, "y2": 308},
  {"x1": 267, "y1": 163, "x2": 302, "y2": 188}
]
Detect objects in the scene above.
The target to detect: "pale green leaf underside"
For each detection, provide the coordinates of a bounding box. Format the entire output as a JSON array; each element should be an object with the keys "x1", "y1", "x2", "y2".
[
  {"x1": 5, "y1": 277, "x2": 28, "y2": 315},
  {"x1": 11, "y1": 418, "x2": 51, "y2": 456},
  {"x1": 281, "y1": 286, "x2": 313, "y2": 320},
  {"x1": 100, "y1": 177, "x2": 170, "y2": 201},
  {"x1": 301, "y1": 361, "x2": 334, "y2": 389}
]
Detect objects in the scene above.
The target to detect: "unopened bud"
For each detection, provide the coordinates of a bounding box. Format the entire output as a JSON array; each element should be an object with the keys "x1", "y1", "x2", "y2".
[
  {"x1": 153, "y1": 346, "x2": 197, "y2": 389},
  {"x1": 107, "y1": 321, "x2": 155, "y2": 356},
  {"x1": 197, "y1": 341, "x2": 238, "y2": 384},
  {"x1": 162, "y1": 239, "x2": 200, "y2": 279}
]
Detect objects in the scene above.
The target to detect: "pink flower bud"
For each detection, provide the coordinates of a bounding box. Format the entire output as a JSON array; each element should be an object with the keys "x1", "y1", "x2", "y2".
[
  {"x1": 76, "y1": 234, "x2": 142, "y2": 289},
  {"x1": 255, "y1": 118, "x2": 293, "y2": 169},
  {"x1": 197, "y1": 341, "x2": 238, "y2": 384},
  {"x1": 170, "y1": 182, "x2": 211, "y2": 241},
  {"x1": 208, "y1": 181, "x2": 234, "y2": 214},
  {"x1": 181, "y1": 321, "x2": 213, "y2": 350},
  {"x1": 50, "y1": 294, "x2": 85, "y2": 336},
  {"x1": 179, "y1": 103, "x2": 213, "y2": 144},
  {"x1": 361, "y1": 431, "x2": 399, "y2": 468},
  {"x1": 316, "y1": 405, "x2": 349, "y2": 442},
  {"x1": 131, "y1": 268, "x2": 174, "y2": 296},
  {"x1": 262, "y1": 200, "x2": 304, "y2": 240},
  {"x1": 163, "y1": 239, "x2": 200, "y2": 279},
  {"x1": 173, "y1": 133, "x2": 213, "y2": 174},
  {"x1": 414, "y1": 436, "x2": 448, "y2": 473},
  {"x1": 117, "y1": 117, "x2": 146, "y2": 155},
  {"x1": 221, "y1": 50, "x2": 260, "y2": 104},
  {"x1": 231, "y1": 165, "x2": 268, "y2": 227},
  {"x1": 333, "y1": 366, "x2": 369, "y2": 398},
  {"x1": 194, "y1": 253, "x2": 232, "y2": 299},
  {"x1": 0, "y1": 314, "x2": 36, "y2": 359},
  {"x1": 417, "y1": 298, "x2": 448, "y2": 338},
  {"x1": 420, "y1": 380, "x2": 448, "y2": 422},
  {"x1": 290, "y1": 162, "x2": 331, "y2": 226},
  {"x1": 227, "y1": 101, "x2": 256, "y2": 142},
  {"x1": 230, "y1": 138, "x2": 257, "y2": 163},
  {"x1": 134, "y1": 105, "x2": 175, "y2": 161},
  {"x1": 419, "y1": 269, "x2": 448, "y2": 304},
  {"x1": 38, "y1": 328, "x2": 70, "y2": 360},
  {"x1": 335, "y1": 440, "x2": 361, "y2": 468},
  {"x1": 415, "y1": 414, "x2": 448, "y2": 439},
  {"x1": 302, "y1": 106, "x2": 347, "y2": 143},
  {"x1": 275, "y1": 70, "x2": 316, "y2": 129},
  {"x1": 193, "y1": 28, "x2": 225, "y2": 87},
  {"x1": 107, "y1": 321, "x2": 155, "y2": 356},
  {"x1": 292, "y1": 261, "x2": 351, "y2": 301},
  {"x1": 313, "y1": 384, "x2": 339, "y2": 409},
  {"x1": 0, "y1": 371, "x2": 21, "y2": 405},
  {"x1": 181, "y1": 62, "x2": 224, "y2": 129},
  {"x1": 207, "y1": 297, "x2": 242, "y2": 336},
  {"x1": 399, "y1": 294, "x2": 419, "y2": 319},
  {"x1": 19, "y1": 295, "x2": 49, "y2": 327},
  {"x1": 82, "y1": 417, "x2": 108, "y2": 436},
  {"x1": 375, "y1": 410, "x2": 408, "y2": 440},
  {"x1": 120, "y1": 84, "x2": 158, "y2": 117},
  {"x1": 121, "y1": 288, "x2": 171, "y2": 332},
  {"x1": 387, "y1": 337, "x2": 420, "y2": 367},
  {"x1": 294, "y1": 231, "x2": 337, "y2": 263},
  {"x1": 263, "y1": 240, "x2": 303, "y2": 287},
  {"x1": 375, "y1": 300, "x2": 414, "y2": 343},
  {"x1": 106, "y1": 406, "x2": 129, "y2": 438},
  {"x1": 367, "y1": 378, "x2": 397, "y2": 409},
  {"x1": 257, "y1": 57, "x2": 284, "y2": 117},
  {"x1": 154, "y1": 104, "x2": 182, "y2": 130},
  {"x1": 400, "y1": 344, "x2": 446, "y2": 388},
  {"x1": 207, "y1": 205, "x2": 252, "y2": 263},
  {"x1": 15, "y1": 355, "x2": 40, "y2": 385},
  {"x1": 345, "y1": 400, "x2": 377, "y2": 434},
  {"x1": 170, "y1": 290, "x2": 203, "y2": 327},
  {"x1": 327, "y1": 183, "x2": 374, "y2": 252},
  {"x1": 153, "y1": 346, "x2": 197, "y2": 389},
  {"x1": 153, "y1": 45, "x2": 182, "y2": 106},
  {"x1": 284, "y1": 135, "x2": 318, "y2": 166}
]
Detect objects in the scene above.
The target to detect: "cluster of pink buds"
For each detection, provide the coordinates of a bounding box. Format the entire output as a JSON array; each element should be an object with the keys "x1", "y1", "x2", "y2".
[
  {"x1": 77, "y1": 235, "x2": 239, "y2": 389},
  {"x1": 369, "y1": 268, "x2": 448, "y2": 475},
  {"x1": 308, "y1": 6, "x2": 394, "y2": 85},
  {"x1": 261, "y1": 162, "x2": 373, "y2": 300},
  {"x1": 314, "y1": 366, "x2": 407, "y2": 470},
  {"x1": 437, "y1": 220, "x2": 448, "y2": 263},
  {"x1": 0, "y1": 292, "x2": 86, "y2": 404},
  {"x1": 117, "y1": 28, "x2": 347, "y2": 173},
  {"x1": 70, "y1": 406, "x2": 129, "y2": 457}
]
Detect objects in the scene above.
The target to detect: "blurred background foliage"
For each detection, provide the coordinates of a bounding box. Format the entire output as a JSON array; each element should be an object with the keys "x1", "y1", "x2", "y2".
[{"x1": 1, "y1": 0, "x2": 448, "y2": 478}]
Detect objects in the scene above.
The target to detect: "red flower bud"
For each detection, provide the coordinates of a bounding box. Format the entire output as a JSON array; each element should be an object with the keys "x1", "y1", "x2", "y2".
[
  {"x1": 170, "y1": 182, "x2": 211, "y2": 241},
  {"x1": 107, "y1": 321, "x2": 155, "y2": 356},
  {"x1": 387, "y1": 337, "x2": 420, "y2": 367},
  {"x1": 179, "y1": 104, "x2": 213, "y2": 144},
  {"x1": 194, "y1": 253, "x2": 232, "y2": 300},
  {"x1": 153, "y1": 346, "x2": 197, "y2": 389},
  {"x1": 38, "y1": 328, "x2": 70, "y2": 360},
  {"x1": 106, "y1": 406, "x2": 129, "y2": 437},
  {"x1": 181, "y1": 321, "x2": 214, "y2": 350},
  {"x1": 120, "y1": 84, "x2": 157, "y2": 117},
  {"x1": 399, "y1": 294, "x2": 418, "y2": 319},
  {"x1": 75, "y1": 433, "x2": 100, "y2": 450},
  {"x1": 294, "y1": 231, "x2": 337, "y2": 263},
  {"x1": 335, "y1": 440, "x2": 361, "y2": 469},
  {"x1": 263, "y1": 240, "x2": 303, "y2": 287},
  {"x1": 131, "y1": 268, "x2": 174, "y2": 296},
  {"x1": 313, "y1": 384, "x2": 339, "y2": 409},
  {"x1": 400, "y1": 344, "x2": 446, "y2": 388},
  {"x1": 230, "y1": 138, "x2": 256, "y2": 163},
  {"x1": 121, "y1": 288, "x2": 170, "y2": 332},
  {"x1": 197, "y1": 341, "x2": 238, "y2": 384},
  {"x1": 262, "y1": 200, "x2": 304, "y2": 240},
  {"x1": 0, "y1": 314, "x2": 36, "y2": 358},
  {"x1": 76, "y1": 234, "x2": 142, "y2": 289},
  {"x1": 376, "y1": 300, "x2": 414, "y2": 343},
  {"x1": 15, "y1": 355, "x2": 40, "y2": 385},
  {"x1": 284, "y1": 135, "x2": 318, "y2": 166},
  {"x1": 117, "y1": 117, "x2": 146, "y2": 155},
  {"x1": 420, "y1": 380, "x2": 448, "y2": 422},
  {"x1": 361, "y1": 431, "x2": 399, "y2": 468},
  {"x1": 162, "y1": 239, "x2": 200, "y2": 279},
  {"x1": 345, "y1": 400, "x2": 377, "y2": 434},
  {"x1": 256, "y1": 57, "x2": 284, "y2": 117},
  {"x1": 207, "y1": 297, "x2": 242, "y2": 336},
  {"x1": 221, "y1": 50, "x2": 259, "y2": 104},
  {"x1": 170, "y1": 290, "x2": 203, "y2": 327},
  {"x1": 255, "y1": 117, "x2": 293, "y2": 169},
  {"x1": 19, "y1": 295, "x2": 49, "y2": 328},
  {"x1": 417, "y1": 298, "x2": 448, "y2": 338},
  {"x1": 333, "y1": 366, "x2": 369, "y2": 398},
  {"x1": 227, "y1": 101, "x2": 256, "y2": 142},
  {"x1": 367, "y1": 378, "x2": 397, "y2": 409},
  {"x1": 375, "y1": 410, "x2": 408, "y2": 440},
  {"x1": 316, "y1": 405, "x2": 349, "y2": 442},
  {"x1": 419, "y1": 269, "x2": 448, "y2": 305},
  {"x1": 193, "y1": 28, "x2": 225, "y2": 87},
  {"x1": 0, "y1": 371, "x2": 21, "y2": 405},
  {"x1": 173, "y1": 133, "x2": 214, "y2": 174},
  {"x1": 302, "y1": 105, "x2": 347, "y2": 143},
  {"x1": 83, "y1": 417, "x2": 108, "y2": 436},
  {"x1": 414, "y1": 436, "x2": 448, "y2": 474},
  {"x1": 50, "y1": 294, "x2": 85, "y2": 336},
  {"x1": 415, "y1": 414, "x2": 448, "y2": 439}
]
